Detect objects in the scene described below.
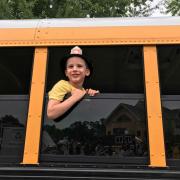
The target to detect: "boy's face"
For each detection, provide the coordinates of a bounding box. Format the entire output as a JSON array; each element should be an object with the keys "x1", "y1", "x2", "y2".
[{"x1": 65, "y1": 57, "x2": 90, "y2": 86}]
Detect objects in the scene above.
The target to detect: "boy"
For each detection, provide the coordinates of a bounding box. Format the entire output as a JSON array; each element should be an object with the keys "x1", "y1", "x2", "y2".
[{"x1": 47, "y1": 46, "x2": 99, "y2": 120}]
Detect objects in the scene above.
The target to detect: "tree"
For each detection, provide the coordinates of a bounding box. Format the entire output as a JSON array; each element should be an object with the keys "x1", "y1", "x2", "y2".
[
  {"x1": 0, "y1": 0, "x2": 155, "y2": 19},
  {"x1": 0, "y1": 0, "x2": 12, "y2": 19},
  {"x1": 32, "y1": 0, "x2": 58, "y2": 18},
  {"x1": 125, "y1": 0, "x2": 154, "y2": 17},
  {"x1": 55, "y1": 0, "x2": 154, "y2": 18},
  {"x1": 165, "y1": 0, "x2": 180, "y2": 15},
  {"x1": 8, "y1": 0, "x2": 34, "y2": 19},
  {"x1": 56, "y1": 0, "x2": 93, "y2": 18},
  {"x1": 87, "y1": 0, "x2": 154, "y2": 17}
]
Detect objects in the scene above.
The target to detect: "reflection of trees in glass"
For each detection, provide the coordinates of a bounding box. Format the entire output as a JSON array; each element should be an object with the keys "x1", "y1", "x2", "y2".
[
  {"x1": 44, "y1": 124, "x2": 62, "y2": 144},
  {"x1": 44, "y1": 120, "x2": 106, "y2": 155},
  {"x1": 44, "y1": 120, "x2": 106, "y2": 144},
  {"x1": 0, "y1": 115, "x2": 24, "y2": 150},
  {"x1": 68, "y1": 120, "x2": 106, "y2": 142},
  {"x1": 0, "y1": 115, "x2": 24, "y2": 127}
]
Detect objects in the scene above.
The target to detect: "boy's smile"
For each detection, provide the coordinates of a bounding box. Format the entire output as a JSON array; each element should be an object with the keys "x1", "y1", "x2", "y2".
[{"x1": 65, "y1": 57, "x2": 90, "y2": 87}]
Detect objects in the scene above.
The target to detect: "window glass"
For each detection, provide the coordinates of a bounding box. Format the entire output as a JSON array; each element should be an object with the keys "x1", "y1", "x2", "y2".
[
  {"x1": 0, "y1": 47, "x2": 34, "y2": 163},
  {"x1": 42, "y1": 46, "x2": 148, "y2": 164},
  {"x1": 0, "y1": 95, "x2": 29, "y2": 163},
  {"x1": 0, "y1": 47, "x2": 34, "y2": 94},
  {"x1": 41, "y1": 95, "x2": 148, "y2": 163},
  {"x1": 158, "y1": 45, "x2": 180, "y2": 163},
  {"x1": 158, "y1": 45, "x2": 180, "y2": 95},
  {"x1": 161, "y1": 97, "x2": 180, "y2": 161}
]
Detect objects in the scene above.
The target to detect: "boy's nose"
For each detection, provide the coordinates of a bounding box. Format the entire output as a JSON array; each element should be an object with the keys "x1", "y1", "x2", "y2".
[{"x1": 72, "y1": 66, "x2": 78, "y2": 70}]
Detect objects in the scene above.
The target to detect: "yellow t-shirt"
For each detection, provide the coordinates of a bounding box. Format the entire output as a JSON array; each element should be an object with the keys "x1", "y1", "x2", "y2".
[{"x1": 48, "y1": 80, "x2": 74, "y2": 101}]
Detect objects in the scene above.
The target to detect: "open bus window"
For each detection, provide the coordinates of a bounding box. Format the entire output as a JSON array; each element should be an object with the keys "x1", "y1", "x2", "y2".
[
  {"x1": 0, "y1": 47, "x2": 34, "y2": 163},
  {"x1": 157, "y1": 45, "x2": 180, "y2": 164},
  {"x1": 41, "y1": 46, "x2": 148, "y2": 164},
  {"x1": 46, "y1": 46, "x2": 144, "y2": 93}
]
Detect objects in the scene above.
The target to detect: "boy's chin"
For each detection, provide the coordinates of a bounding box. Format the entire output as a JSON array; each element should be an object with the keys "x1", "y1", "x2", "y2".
[{"x1": 70, "y1": 79, "x2": 84, "y2": 84}]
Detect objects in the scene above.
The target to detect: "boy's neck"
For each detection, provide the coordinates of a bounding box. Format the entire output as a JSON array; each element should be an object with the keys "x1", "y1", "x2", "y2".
[{"x1": 69, "y1": 81, "x2": 84, "y2": 89}]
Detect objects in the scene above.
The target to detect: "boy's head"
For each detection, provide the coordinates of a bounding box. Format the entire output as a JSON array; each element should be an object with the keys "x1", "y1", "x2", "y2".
[{"x1": 61, "y1": 46, "x2": 93, "y2": 76}]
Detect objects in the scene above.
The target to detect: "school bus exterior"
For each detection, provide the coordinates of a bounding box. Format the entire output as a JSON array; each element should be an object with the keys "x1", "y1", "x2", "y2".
[{"x1": 0, "y1": 16, "x2": 180, "y2": 179}]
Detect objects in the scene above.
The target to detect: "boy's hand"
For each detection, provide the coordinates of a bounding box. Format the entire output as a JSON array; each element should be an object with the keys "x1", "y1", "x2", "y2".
[
  {"x1": 71, "y1": 88, "x2": 86, "y2": 102},
  {"x1": 86, "y1": 88, "x2": 99, "y2": 96}
]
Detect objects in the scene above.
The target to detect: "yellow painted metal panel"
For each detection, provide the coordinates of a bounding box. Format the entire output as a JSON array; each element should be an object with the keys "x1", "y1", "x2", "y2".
[
  {"x1": 0, "y1": 29, "x2": 36, "y2": 40},
  {"x1": 143, "y1": 46, "x2": 166, "y2": 167},
  {"x1": 38, "y1": 26, "x2": 180, "y2": 41},
  {"x1": 22, "y1": 47, "x2": 47, "y2": 164},
  {"x1": 0, "y1": 26, "x2": 180, "y2": 46}
]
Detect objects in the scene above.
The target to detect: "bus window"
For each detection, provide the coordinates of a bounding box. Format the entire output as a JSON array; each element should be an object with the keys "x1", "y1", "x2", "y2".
[
  {"x1": 41, "y1": 46, "x2": 148, "y2": 164},
  {"x1": 46, "y1": 46, "x2": 144, "y2": 93},
  {"x1": 157, "y1": 45, "x2": 180, "y2": 165},
  {"x1": 0, "y1": 47, "x2": 34, "y2": 163}
]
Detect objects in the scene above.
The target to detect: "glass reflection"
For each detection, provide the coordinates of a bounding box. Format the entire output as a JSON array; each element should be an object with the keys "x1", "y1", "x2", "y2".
[
  {"x1": 0, "y1": 95, "x2": 28, "y2": 162},
  {"x1": 162, "y1": 98, "x2": 180, "y2": 159},
  {"x1": 42, "y1": 95, "x2": 148, "y2": 159},
  {"x1": 157, "y1": 45, "x2": 180, "y2": 95},
  {"x1": 0, "y1": 48, "x2": 34, "y2": 94}
]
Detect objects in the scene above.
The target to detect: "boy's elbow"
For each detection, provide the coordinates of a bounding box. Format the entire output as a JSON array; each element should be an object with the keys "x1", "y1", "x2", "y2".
[
  {"x1": 47, "y1": 103, "x2": 64, "y2": 120},
  {"x1": 47, "y1": 113, "x2": 53, "y2": 120},
  {"x1": 47, "y1": 109, "x2": 56, "y2": 120}
]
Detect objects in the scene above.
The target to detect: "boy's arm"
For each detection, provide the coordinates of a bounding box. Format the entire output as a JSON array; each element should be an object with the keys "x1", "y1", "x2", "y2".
[{"x1": 47, "y1": 88, "x2": 86, "y2": 120}]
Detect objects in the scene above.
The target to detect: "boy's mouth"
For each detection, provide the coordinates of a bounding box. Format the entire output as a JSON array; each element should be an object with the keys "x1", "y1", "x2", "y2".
[{"x1": 71, "y1": 74, "x2": 80, "y2": 77}]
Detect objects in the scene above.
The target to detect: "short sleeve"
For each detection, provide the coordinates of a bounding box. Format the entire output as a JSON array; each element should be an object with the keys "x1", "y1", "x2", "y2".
[{"x1": 48, "y1": 80, "x2": 72, "y2": 101}]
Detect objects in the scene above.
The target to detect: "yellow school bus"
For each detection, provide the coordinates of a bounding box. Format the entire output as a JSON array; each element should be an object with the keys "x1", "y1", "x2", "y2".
[{"x1": 0, "y1": 16, "x2": 180, "y2": 179}]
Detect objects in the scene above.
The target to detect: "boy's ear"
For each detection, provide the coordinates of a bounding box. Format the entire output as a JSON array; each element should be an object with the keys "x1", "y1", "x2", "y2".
[{"x1": 86, "y1": 68, "x2": 90, "y2": 76}]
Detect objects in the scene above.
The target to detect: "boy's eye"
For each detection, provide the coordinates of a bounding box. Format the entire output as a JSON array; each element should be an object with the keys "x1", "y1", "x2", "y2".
[
  {"x1": 77, "y1": 64, "x2": 83, "y2": 68},
  {"x1": 67, "y1": 65, "x2": 74, "y2": 68},
  {"x1": 67, "y1": 64, "x2": 84, "y2": 68}
]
